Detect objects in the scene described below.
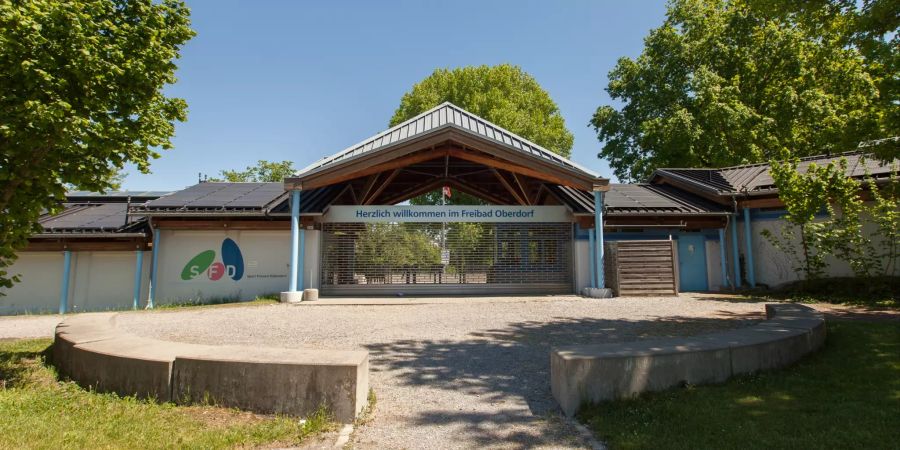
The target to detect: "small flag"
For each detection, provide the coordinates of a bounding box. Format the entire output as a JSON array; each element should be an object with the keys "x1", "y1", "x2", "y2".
[{"x1": 442, "y1": 185, "x2": 452, "y2": 198}]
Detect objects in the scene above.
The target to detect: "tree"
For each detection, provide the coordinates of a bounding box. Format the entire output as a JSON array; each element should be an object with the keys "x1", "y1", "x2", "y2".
[
  {"x1": 591, "y1": 0, "x2": 895, "y2": 182},
  {"x1": 392, "y1": 64, "x2": 574, "y2": 205},
  {"x1": 0, "y1": 0, "x2": 194, "y2": 291},
  {"x1": 209, "y1": 160, "x2": 296, "y2": 182},
  {"x1": 762, "y1": 153, "x2": 900, "y2": 284}
]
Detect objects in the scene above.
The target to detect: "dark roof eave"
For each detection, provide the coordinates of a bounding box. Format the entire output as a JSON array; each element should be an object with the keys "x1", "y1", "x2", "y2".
[
  {"x1": 34, "y1": 232, "x2": 148, "y2": 238},
  {"x1": 574, "y1": 212, "x2": 731, "y2": 217}
]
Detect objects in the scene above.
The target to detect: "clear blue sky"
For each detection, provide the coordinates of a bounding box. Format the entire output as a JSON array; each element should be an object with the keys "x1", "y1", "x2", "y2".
[{"x1": 123, "y1": 0, "x2": 669, "y2": 190}]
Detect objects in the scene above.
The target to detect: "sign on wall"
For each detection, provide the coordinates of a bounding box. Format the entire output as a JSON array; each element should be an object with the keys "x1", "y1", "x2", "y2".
[{"x1": 323, "y1": 205, "x2": 571, "y2": 223}]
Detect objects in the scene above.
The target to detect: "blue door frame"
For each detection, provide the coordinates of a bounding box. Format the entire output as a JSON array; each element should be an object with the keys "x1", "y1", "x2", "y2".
[{"x1": 677, "y1": 234, "x2": 708, "y2": 292}]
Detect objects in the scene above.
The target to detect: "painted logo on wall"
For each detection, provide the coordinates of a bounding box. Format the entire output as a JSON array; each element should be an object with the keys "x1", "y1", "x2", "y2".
[{"x1": 181, "y1": 238, "x2": 244, "y2": 281}]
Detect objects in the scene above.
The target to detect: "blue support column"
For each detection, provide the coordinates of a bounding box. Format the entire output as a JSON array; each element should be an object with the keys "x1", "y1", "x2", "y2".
[
  {"x1": 743, "y1": 208, "x2": 756, "y2": 287},
  {"x1": 148, "y1": 228, "x2": 160, "y2": 308},
  {"x1": 59, "y1": 250, "x2": 72, "y2": 314},
  {"x1": 588, "y1": 228, "x2": 596, "y2": 288},
  {"x1": 132, "y1": 250, "x2": 144, "y2": 310},
  {"x1": 593, "y1": 191, "x2": 606, "y2": 289},
  {"x1": 718, "y1": 228, "x2": 729, "y2": 289},
  {"x1": 289, "y1": 190, "x2": 301, "y2": 292},
  {"x1": 730, "y1": 214, "x2": 741, "y2": 288}
]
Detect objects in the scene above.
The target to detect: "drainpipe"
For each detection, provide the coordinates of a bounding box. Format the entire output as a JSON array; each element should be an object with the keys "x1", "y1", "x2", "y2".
[
  {"x1": 289, "y1": 190, "x2": 300, "y2": 292},
  {"x1": 718, "y1": 227, "x2": 729, "y2": 289},
  {"x1": 132, "y1": 248, "x2": 144, "y2": 310},
  {"x1": 730, "y1": 197, "x2": 741, "y2": 288},
  {"x1": 743, "y1": 207, "x2": 756, "y2": 288},
  {"x1": 148, "y1": 227, "x2": 160, "y2": 309},
  {"x1": 593, "y1": 191, "x2": 605, "y2": 289},
  {"x1": 588, "y1": 228, "x2": 596, "y2": 288},
  {"x1": 59, "y1": 250, "x2": 72, "y2": 314}
]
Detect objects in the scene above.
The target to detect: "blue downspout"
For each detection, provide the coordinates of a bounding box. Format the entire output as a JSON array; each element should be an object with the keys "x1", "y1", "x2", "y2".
[
  {"x1": 148, "y1": 228, "x2": 160, "y2": 308},
  {"x1": 588, "y1": 228, "x2": 596, "y2": 288},
  {"x1": 59, "y1": 250, "x2": 72, "y2": 314},
  {"x1": 132, "y1": 250, "x2": 144, "y2": 310},
  {"x1": 730, "y1": 214, "x2": 741, "y2": 288},
  {"x1": 289, "y1": 190, "x2": 300, "y2": 292},
  {"x1": 593, "y1": 191, "x2": 605, "y2": 289},
  {"x1": 743, "y1": 208, "x2": 756, "y2": 287},
  {"x1": 718, "y1": 228, "x2": 729, "y2": 289}
]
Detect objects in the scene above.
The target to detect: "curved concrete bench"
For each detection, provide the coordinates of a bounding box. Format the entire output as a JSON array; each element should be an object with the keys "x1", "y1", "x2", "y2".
[
  {"x1": 53, "y1": 313, "x2": 368, "y2": 423},
  {"x1": 551, "y1": 303, "x2": 825, "y2": 416}
]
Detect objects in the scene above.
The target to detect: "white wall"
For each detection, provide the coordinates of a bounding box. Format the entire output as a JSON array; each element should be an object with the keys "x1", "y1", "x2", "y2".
[
  {"x1": 705, "y1": 239, "x2": 724, "y2": 291},
  {"x1": 574, "y1": 239, "x2": 590, "y2": 292},
  {"x1": 153, "y1": 229, "x2": 293, "y2": 304},
  {"x1": 70, "y1": 251, "x2": 148, "y2": 312},
  {"x1": 0, "y1": 250, "x2": 149, "y2": 315},
  {"x1": 302, "y1": 229, "x2": 320, "y2": 290},
  {"x1": 0, "y1": 252, "x2": 65, "y2": 314}
]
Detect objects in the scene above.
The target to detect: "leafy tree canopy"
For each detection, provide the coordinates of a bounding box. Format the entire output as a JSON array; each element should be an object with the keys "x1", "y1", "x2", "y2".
[
  {"x1": 392, "y1": 64, "x2": 574, "y2": 205},
  {"x1": 592, "y1": 0, "x2": 898, "y2": 182},
  {"x1": 210, "y1": 160, "x2": 295, "y2": 182},
  {"x1": 0, "y1": 0, "x2": 194, "y2": 290}
]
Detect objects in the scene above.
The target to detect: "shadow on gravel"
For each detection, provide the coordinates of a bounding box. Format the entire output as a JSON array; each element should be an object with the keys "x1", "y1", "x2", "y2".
[{"x1": 362, "y1": 313, "x2": 762, "y2": 447}]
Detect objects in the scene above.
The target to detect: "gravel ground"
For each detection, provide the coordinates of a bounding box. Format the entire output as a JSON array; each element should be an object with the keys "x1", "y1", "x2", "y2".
[
  {"x1": 0, "y1": 314, "x2": 62, "y2": 339},
  {"x1": 113, "y1": 294, "x2": 765, "y2": 449}
]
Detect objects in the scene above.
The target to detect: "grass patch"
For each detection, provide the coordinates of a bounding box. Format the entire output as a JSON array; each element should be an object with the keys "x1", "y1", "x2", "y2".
[
  {"x1": 759, "y1": 277, "x2": 899, "y2": 308},
  {"x1": 578, "y1": 321, "x2": 900, "y2": 450},
  {"x1": 0, "y1": 338, "x2": 332, "y2": 449},
  {"x1": 155, "y1": 294, "x2": 280, "y2": 310}
]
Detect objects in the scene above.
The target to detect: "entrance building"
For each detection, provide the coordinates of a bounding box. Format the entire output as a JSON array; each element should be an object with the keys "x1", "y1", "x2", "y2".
[{"x1": 282, "y1": 102, "x2": 610, "y2": 297}]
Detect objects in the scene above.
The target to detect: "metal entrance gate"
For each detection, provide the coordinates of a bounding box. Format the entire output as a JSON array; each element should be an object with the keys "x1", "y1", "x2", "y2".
[{"x1": 320, "y1": 222, "x2": 572, "y2": 295}]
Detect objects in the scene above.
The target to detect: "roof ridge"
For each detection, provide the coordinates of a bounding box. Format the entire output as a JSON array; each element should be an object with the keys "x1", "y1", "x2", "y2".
[
  {"x1": 296, "y1": 102, "x2": 454, "y2": 175},
  {"x1": 442, "y1": 103, "x2": 599, "y2": 177},
  {"x1": 296, "y1": 101, "x2": 600, "y2": 179}
]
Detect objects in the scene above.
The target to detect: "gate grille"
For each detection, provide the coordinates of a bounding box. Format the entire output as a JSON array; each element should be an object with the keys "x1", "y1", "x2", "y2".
[{"x1": 320, "y1": 222, "x2": 572, "y2": 295}]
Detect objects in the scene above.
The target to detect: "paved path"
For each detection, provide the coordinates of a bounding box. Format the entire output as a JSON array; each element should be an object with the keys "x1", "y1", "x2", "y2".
[
  {"x1": 0, "y1": 314, "x2": 62, "y2": 339},
  {"x1": 112, "y1": 295, "x2": 764, "y2": 449},
  {"x1": 2, "y1": 295, "x2": 895, "y2": 448}
]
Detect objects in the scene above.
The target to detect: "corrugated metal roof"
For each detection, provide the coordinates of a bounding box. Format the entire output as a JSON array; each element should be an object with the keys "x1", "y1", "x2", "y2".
[
  {"x1": 547, "y1": 184, "x2": 729, "y2": 215},
  {"x1": 297, "y1": 102, "x2": 600, "y2": 179},
  {"x1": 654, "y1": 152, "x2": 898, "y2": 195}
]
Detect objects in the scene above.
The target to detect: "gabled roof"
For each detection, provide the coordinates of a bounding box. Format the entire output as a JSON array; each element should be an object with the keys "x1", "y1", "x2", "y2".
[
  {"x1": 295, "y1": 102, "x2": 600, "y2": 180},
  {"x1": 547, "y1": 184, "x2": 729, "y2": 216},
  {"x1": 652, "y1": 151, "x2": 898, "y2": 196}
]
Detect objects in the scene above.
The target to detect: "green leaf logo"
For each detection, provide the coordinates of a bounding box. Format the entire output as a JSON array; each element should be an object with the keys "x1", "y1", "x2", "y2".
[{"x1": 181, "y1": 250, "x2": 216, "y2": 280}]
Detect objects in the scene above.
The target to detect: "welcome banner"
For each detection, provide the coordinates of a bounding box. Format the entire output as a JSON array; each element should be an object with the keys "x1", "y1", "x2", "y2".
[{"x1": 323, "y1": 205, "x2": 571, "y2": 223}]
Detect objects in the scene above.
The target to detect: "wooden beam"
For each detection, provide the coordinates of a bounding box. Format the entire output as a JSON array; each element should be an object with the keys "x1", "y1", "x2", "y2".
[
  {"x1": 737, "y1": 197, "x2": 784, "y2": 209},
  {"x1": 380, "y1": 177, "x2": 446, "y2": 205},
  {"x1": 446, "y1": 132, "x2": 601, "y2": 189},
  {"x1": 289, "y1": 136, "x2": 452, "y2": 189},
  {"x1": 25, "y1": 239, "x2": 149, "y2": 252},
  {"x1": 154, "y1": 219, "x2": 290, "y2": 230},
  {"x1": 492, "y1": 169, "x2": 527, "y2": 205},
  {"x1": 358, "y1": 172, "x2": 381, "y2": 205},
  {"x1": 363, "y1": 169, "x2": 401, "y2": 205},
  {"x1": 447, "y1": 148, "x2": 589, "y2": 190},
  {"x1": 447, "y1": 178, "x2": 510, "y2": 205},
  {"x1": 511, "y1": 172, "x2": 532, "y2": 205}
]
